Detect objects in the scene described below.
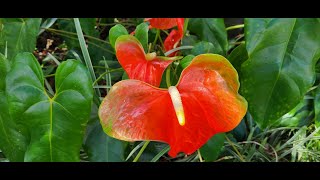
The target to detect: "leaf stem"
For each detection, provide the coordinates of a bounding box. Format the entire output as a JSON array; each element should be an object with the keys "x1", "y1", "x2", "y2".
[
  {"x1": 226, "y1": 24, "x2": 244, "y2": 31},
  {"x1": 166, "y1": 66, "x2": 171, "y2": 87},
  {"x1": 92, "y1": 68, "x2": 124, "y2": 85},
  {"x1": 183, "y1": 18, "x2": 189, "y2": 35},
  {"x1": 133, "y1": 141, "x2": 150, "y2": 162},
  {"x1": 44, "y1": 27, "x2": 110, "y2": 45},
  {"x1": 151, "y1": 29, "x2": 160, "y2": 51}
]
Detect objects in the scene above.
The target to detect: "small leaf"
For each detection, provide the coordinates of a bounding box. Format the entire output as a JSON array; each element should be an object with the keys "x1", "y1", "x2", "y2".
[
  {"x1": 6, "y1": 52, "x2": 93, "y2": 162},
  {"x1": 109, "y1": 24, "x2": 128, "y2": 48},
  {"x1": 179, "y1": 55, "x2": 195, "y2": 69},
  {"x1": 188, "y1": 18, "x2": 228, "y2": 55},
  {"x1": 200, "y1": 133, "x2": 225, "y2": 162},
  {"x1": 191, "y1": 41, "x2": 218, "y2": 56},
  {"x1": 134, "y1": 22, "x2": 149, "y2": 53}
]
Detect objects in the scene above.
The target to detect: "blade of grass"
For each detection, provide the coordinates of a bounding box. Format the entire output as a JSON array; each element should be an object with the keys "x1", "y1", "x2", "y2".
[
  {"x1": 74, "y1": 18, "x2": 101, "y2": 105},
  {"x1": 125, "y1": 142, "x2": 145, "y2": 161},
  {"x1": 150, "y1": 145, "x2": 170, "y2": 162}
]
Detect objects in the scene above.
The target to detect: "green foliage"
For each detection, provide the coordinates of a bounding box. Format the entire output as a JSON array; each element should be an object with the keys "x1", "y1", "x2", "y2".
[
  {"x1": 200, "y1": 133, "x2": 225, "y2": 161},
  {"x1": 5, "y1": 52, "x2": 93, "y2": 161},
  {"x1": 109, "y1": 24, "x2": 128, "y2": 48},
  {"x1": 0, "y1": 54, "x2": 27, "y2": 162},
  {"x1": 241, "y1": 18, "x2": 320, "y2": 129},
  {"x1": 134, "y1": 23, "x2": 149, "y2": 53},
  {"x1": 0, "y1": 18, "x2": 41, "y2": 60},
  {"x1": 1, "y1": 18, "x2": 320, "y2": 162},
  {"x1": 188, "y1": 18, "x2": 228, "y2": 55},
  {"x1": 84, "y1": 119, "x2": 127, "y2": 162}
]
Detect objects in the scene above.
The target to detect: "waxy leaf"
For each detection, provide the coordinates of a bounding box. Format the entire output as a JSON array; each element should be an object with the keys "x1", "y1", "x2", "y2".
[
  {"x1": 0, "y1": 54, "x2": 27, "y2": 161},
  {"x1": 115, "y1": 35, "x2": 178, "y2": 87},
  {"x1": 109, "y1": 24, "x2": 128, "y2": 48},
  {"x1": 134, "y1": 22, "x2": 149, "y2": 53},
  {"x1": 0, "y1": 18, "x2": 41, "y2": 60},
  {"x1": 227, "y1": 43, "x2": 248, "y2": 74},
  {"x1": 99, "y1": 54, "x2": 247, "y2": 157},
  {"x1": 84, "y1": 119, "x2": 127, "y2": 162},
  {"x1": 6, "y1": 53, "x2": 93, "y2": 161},
  {"x1": 200, "y1": 133, "x2": 225, "y2": 162},
  {"x1": 241, "y1": 18, "x2": 320, "y2": 129}
]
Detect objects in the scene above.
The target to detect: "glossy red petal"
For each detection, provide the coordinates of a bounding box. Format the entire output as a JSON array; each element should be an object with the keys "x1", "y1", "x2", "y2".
[
  {"x1": 145, "y1": 18, "x2": 177, "y2": 30},
  {"x1": 115, "y1": 35, "x2": 175, "y2": 87},
  {"x1": 99, "y1": 54, "x2": 247, "y2": 157}
]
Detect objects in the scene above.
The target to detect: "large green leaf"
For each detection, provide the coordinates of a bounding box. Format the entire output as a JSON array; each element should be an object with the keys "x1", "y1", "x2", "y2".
[
  {"x1": 200, "y1": 133, "x2": 225, "y2": 162},
  {"x1": 0, "y1": 18, "x2": 41, "y2": 60},
  {"x1": 188, "y1": 18, "x2": 228, "y2": 55},
  {"x1": 6, "y1": 52, "x2": 93, "y2": 161},
  {"x1": 0, "y1": 54, "x2": 28, "y2": 161},
  {"x1": 241, "y1": 18, "x2": 320, "y2": 129}
]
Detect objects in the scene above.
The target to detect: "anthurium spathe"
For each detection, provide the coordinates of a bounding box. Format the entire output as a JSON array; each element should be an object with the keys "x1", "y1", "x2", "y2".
[
  {"x1": 145, "y1": 18, "x2": 184, "y2": 55},
  {"x1": 115, "y1": 35, "x2": 180, "y2": 87},
  {"x1": 99, "y1": 54, "x2": 248, "y2": 157}
]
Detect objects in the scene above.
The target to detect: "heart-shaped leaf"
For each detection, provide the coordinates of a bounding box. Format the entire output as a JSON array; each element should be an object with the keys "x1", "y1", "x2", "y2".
[
  {"x1": 227, "y1": 43, "x2": 248, "y2": 74},
  {"x1": 241, "y1": 18, "x2": 320, "y2": 129},
  {"x1": 0, "y1": 18, "x2": 41, "y2": 60},
  {"x1": 6, "y1": 52, "x2": 93, "y2": 161}
]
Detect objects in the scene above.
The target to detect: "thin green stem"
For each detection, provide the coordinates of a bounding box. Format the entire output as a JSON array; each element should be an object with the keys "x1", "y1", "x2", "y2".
[
  {"x1": 92, "y1": 68, "x2": 124, "y2": 85},
  {"x1": 44, "y1": 27, "x2": 111, "y2": 45},
  {"x1": 151, "y1": 29, "x2": 160, "y2": 51},
  {"x1": 226, "y1": 24, "x2": 244, "y2": 31},
  {"x1": 166, "y1": 66, "x2": 171, "y2": 87},
  {"x1": 49, "y1": 31, "x2": 115, "y2": 54},
  {"x1": 183, "y1": 18, "x2": 189, "y2": 35},
  {"x1": 133, "y1": 141, "x2": 150, "y2": 162},
  {"x1": 225, "y1": 135, "x2": 246, "y2": 162},
  {"x1": 45, "y1": 74, "x2": 56, "y2": 78}
]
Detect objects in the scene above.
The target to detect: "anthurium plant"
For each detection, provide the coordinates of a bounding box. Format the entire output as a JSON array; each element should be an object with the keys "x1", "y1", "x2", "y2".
[{"x1": 0, "y1": 18, "x2": 320, "y2": 162}]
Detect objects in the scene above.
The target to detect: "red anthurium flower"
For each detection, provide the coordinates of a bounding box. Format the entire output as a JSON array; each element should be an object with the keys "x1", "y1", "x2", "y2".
[
  {"x1": 115, "y1": 35, "x2": 180, "y2": 87},
  {"x1": 145, "y1": 18, "x2": 184, "y2": 56},
  {"x1": 99, "y1": 54, "x2": 248, "y2": 157}
]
